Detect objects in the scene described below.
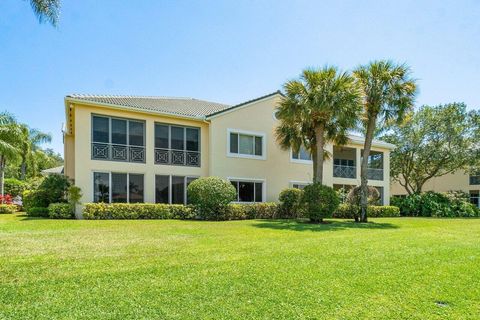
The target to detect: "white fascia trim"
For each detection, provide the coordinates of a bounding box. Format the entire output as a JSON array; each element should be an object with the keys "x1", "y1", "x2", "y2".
[
  {"x1": 347, "y1": 134, "x2": 396, "y2": 150},
  {"x1": 226, "y1": 128, "x2": 267, "y2": 161},
  {"x1": 206, "y1": 93, "x2": 283, "y2": 120},
  {"x1": 65, "y1": 97, "x2": 207, "y2": 122}
]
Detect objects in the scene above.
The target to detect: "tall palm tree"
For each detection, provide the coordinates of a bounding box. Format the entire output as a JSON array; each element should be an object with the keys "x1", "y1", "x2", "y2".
[
  {"x1": 276, "y1": 67, "x2": 363, "y2": 184},
  {"x1": 354, "y1": 60, "x2": 417, "y2": 222},
  {"x1": 0, "y1": 113, "x2": 22, "y2": 200},
  {"x1": 19, "y1": 125, "x2": 52, "y2": 179},
  {"x1": 29, "y1": 0, "x2": 61, "y2": 26}
]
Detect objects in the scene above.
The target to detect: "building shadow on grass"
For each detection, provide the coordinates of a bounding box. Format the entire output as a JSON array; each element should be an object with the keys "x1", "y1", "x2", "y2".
[{"x1": 252, "y1": 219, "x2": 399, "y2": 232}]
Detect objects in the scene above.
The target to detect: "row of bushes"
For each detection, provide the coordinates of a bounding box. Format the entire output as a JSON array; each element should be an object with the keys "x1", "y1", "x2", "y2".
[
  {"x1": 333, "y1": 204, "x2": 400, "y2": 219},
  {"x1": 27, "y1": 203, "x2": 75, "y2": 219},
  {"x1": 391, "y1": 191, "x2": 479, "y2": 217}
]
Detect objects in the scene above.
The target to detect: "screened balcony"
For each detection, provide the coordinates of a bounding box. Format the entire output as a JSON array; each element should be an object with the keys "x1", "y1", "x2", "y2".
[
  {"x1": 154, "y1": 123, "x2": 201, "y2": 167},
  {"x1": 333, "y1": 146, "x2": 356, "y2": 179},
  {"x1": 366, "y1": 151, "x2": 384, "y2": 180}
]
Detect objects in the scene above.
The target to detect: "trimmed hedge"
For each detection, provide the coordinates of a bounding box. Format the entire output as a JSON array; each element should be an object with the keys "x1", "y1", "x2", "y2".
[
  {"x1": 187, "y1": 177, "x2": 236, "y2": 220},
  {"x1": 26, "y1": 207, "x2": 49, "y2": 217},
  {"x1": 0, "y1": 204, "x2": 17, "y2": 214},
  {"x1": 278, "y1": 188, "x2": 303, "y2": 218},
  {"x1": 48, "y1": 203, "x2": 75, "y2": 219},
  {"x1": 302, "y1": 183, "x2": 340, "y2": 222},
  {"x1": 333, "y1": 204, "x2": 400, "y2": 219},
  {"x1": 83, "y1": 203, "x2": 195, "y2": 220},
  {"x1": 82, "y1": 202, "x2": 281, "y2": 220}
]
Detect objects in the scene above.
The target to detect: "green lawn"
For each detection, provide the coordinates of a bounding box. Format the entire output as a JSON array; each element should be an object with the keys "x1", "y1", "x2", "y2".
[{"x1": 0, "y1": 214, "x2": 479, "y2": 319}]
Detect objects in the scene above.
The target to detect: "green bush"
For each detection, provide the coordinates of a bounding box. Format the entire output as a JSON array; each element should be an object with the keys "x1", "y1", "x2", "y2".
[
  {"x1": 48, "y1": 203, "x2": 74, "y2": 219},
  {"x1": 244, "y1": 202, "x2": 279, "y2": 219},
  {"x1": 278, "y1": 188, "x2": 303, "y2": 218},
  {"x1": 83, "y1": 203, "x2": 194, "y2": 220},
  {"x1": 392, "y1": 191, "x2": 479, "y2": 218},
  {"x1": 0, "y1": 204, "x2": 17, "y2": 214},
  {"x1": 187, "y1": 177, "x2": 236, "y2": 220},
  {"x1": 26, "y1": 206, "x2": 49, "y2": 217},
  {"x1": 302, "y1": 183, "x2": 340, "y2": 223},
  {"x1": 224, "y1": 204, "x2": 248, "y2": 220},
  {"x1": 22, "y1": 174, "x2": 71, "y2": 211},
  {"x1": 4, "y1": 178, "x2": 27, "y2": 198},
  {"x1": 333, "y1": 204, "x2": 400, "y2": 218}
]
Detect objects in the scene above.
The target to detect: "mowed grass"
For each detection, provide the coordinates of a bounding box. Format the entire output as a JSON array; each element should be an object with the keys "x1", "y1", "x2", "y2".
[{"x1": 0, "y1": 214, "x2": 479, "y2": 320}]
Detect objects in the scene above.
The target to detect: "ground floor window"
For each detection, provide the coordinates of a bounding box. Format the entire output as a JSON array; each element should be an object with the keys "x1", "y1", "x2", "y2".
[
  {"x1": 292, "y1": 182, "x2": 310, "y2": 190},
  {"x1": 93, "y1": 172, "x2": 144, "y2": 203},
  {"x1": 155, "y1": 175, "x2": 198, "y2": 204},
  {"x1": 470, "y1": 190, "x2": 479, "y2": 208},
  {"x1": 230, "y1": 180, "x2": 263, "y2": 202}
]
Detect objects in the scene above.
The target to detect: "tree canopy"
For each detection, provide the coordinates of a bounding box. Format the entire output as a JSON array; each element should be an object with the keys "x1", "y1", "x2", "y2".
[{"x1": 383, "y1": 103, "x2": 480, "y2": 194}]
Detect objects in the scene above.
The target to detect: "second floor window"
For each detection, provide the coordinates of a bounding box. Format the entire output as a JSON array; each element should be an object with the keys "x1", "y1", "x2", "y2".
[
  {"x1": 228, "y1": 129, "x2": 265, "y2": 159},
  {"x1": 154, "y1": 123, "x2": 200, "y2": 167},
  {"x1": 92, "y1": 115, "x2": 145, "y2": 163},
  {"x1": 470, "y1": 174, "x2": 480, "y2": 185},
  {"x1": 292, "y1": 146, "x2": 312, "y2": 162}
]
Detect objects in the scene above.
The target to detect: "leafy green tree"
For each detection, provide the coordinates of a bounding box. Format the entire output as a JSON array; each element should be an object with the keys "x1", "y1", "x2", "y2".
[
  {"x1": 28, "y1": 0, "x2": 61, "y2": 26},
  {"x1": 0, "y1": 112, "x2": 22, "y2": 199},
  {"x1": 276, "y1": 67, "x2": 362, "y2": 184},
  {"x1": 19, "y1": 125, "x2": 52, "y2": 180},
  {"x1": 354, "y1": 61, "x2": 417, "y2": 222},
  {"x1": 384, "y1": 103, "x2": 480, "y2": 194}
]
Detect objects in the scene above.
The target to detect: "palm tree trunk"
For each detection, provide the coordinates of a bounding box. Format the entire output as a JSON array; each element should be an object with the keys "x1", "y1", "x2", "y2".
[
  {"x1": 20, "y1": 161, "x2": 26, "y2": 180},
  {"x1": 311, "y1": 145, "x2": 318, "y2": 183},
  {"x1": 0, "y1": 156, "x2": 5, "y2": 203},
  {"x1": 360, "y1": 116, "x2": 377, "y2": 222},
  {"x1": 314, "y1": 125, "x2": 325, "y2": 185}
]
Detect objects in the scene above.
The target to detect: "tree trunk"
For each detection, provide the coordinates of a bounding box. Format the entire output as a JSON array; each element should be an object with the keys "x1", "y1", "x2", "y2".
[
  {"x1": 20, "y1": 161, "x2": 26, "y2": 180},
  {"x1": 311, "y1": 145, "x2": 318, "y2": 184},
  {"x1": 360, "y1": 116, "x2": 377, "y2": 223},
  {"x1": 314, "y1": 125, "x2": 325, "y2": 185},
  {"x1": 0, "y1": 156, "x2": 5, "y2": 203}
]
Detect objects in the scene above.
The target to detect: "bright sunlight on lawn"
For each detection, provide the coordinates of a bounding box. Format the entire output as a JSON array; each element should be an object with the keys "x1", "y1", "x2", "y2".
[{"x1": 1, "y1": 213, "x2": 479, "y2": 319}]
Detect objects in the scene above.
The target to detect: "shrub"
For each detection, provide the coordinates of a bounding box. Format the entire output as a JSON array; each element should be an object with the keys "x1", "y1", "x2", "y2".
[
  {"x1": 346, "y1": 186, "x2": 381, "y2": 206},
  {"x1": 392, "y1": 191, "x2": 479, "y2": 218},
  {"x1": 333, "y1": 204, "x2": 400, "y2": 218},
  {"x1": 225, "y1": 204, "x2": 248, "y2": 220},
  {"x1": 0, "y1": 194, "x2": 13, "y2": 204},
  {"x1": 244, "y1": 202, "x2": 279, "y2": 219},
  {"x1": 82, "y1": 203, "x2": 194, "y2": 220},
  {"x1": 67, "y1": 185, "x2": 83, "y2": 206},
  {"x1": 48, "y1": 203, "x2": 74, "y2": 219},
  {"x1": 187, "y1": 177, "x2": 236, "y2": 220},
  {"x1": 301, "y1": 183, "x2": 340, "y2": 223},
  {"x1": 278, "y1": 188, "x2": 303, "y2": 218},
  {"x1": 26, "y1": 206, "x2": 49, "y2": 217},
  {"x1": 23, "y1": 174, "x2": 71, "y2": 211},
  {"x1": 4, "y1": 178, "x2": 27, "y2": 198},
  {"x1": 0, "y1": 204, "x2": 17, "y2": 214}
]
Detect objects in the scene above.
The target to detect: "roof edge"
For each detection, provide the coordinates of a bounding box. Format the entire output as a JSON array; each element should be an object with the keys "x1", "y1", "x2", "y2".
[{"x1": 206, "y1": 91, "x2": 284, "y2": 119}]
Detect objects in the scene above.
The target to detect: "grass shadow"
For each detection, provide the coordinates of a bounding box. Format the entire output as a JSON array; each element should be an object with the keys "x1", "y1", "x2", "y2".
[{"x1": 253, "y1": 219, "x2": 399, "y2": 232}]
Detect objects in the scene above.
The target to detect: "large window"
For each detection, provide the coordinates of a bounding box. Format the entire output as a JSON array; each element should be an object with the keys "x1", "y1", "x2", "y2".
[
  {"x1": 230, "y1": 179, "x2": 264, "y2": 202},
  {"x1": 155, "y1": 175, "x2": 198, "y2": 204},
  {"x1": 93, "y1": 172, "x2": 144, "y2": 203},
  {"x1": 228, "y1": 129, "x2": 265, "y2": 159},
  {"x1": 470, "y1": 175, "x2": 480, "y2": 185},
  {"x1": 154, "y1": 123, "x2": 200, "y2": 167},
  {"x1": 91, "y1": 115, "x2": 145, "y2": 163},
  {"x1": 470, "y1": 190, "x2": 480, "y2": 208},
  {"x1": 291, "y1": 146, "x2": 311, "y2": 162}
]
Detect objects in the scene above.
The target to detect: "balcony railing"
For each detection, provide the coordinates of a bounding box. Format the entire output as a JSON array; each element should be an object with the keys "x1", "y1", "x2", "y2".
[
  {"x1": 367, "y1": 168, "x2": 384, "y2": 180},
  {"x1": 92, "y1": 143, "x2": 145, "y2": 163},
  {"x1": 154, "y1": 148, "x2": 200, "y2": 167},
  {"x1": 333, "y1": 165, "x2": 356, "y2": 179}
]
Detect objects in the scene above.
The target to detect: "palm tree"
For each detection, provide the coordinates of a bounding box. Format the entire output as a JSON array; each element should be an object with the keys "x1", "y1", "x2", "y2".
[
  {"x1": 0, "y1": 113, "x2": 22, "y2": 200},
  {"x1": 19, "y1": 125, "x2": 52, "y2": 179},
  {"x1": 29, "y1": 0, "x2": 61, "y2": 26},
  {"x1": 353, "y1": 60, "x2": 417, "y2": 222},
  {"x1": 276, "y1": 67, "x2": 363, "y2": 184}
]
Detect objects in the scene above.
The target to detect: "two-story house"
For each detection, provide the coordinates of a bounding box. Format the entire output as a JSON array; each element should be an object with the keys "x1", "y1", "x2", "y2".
[{"x1": 63, "y1": 91, "x2": 394, "y2": 216}]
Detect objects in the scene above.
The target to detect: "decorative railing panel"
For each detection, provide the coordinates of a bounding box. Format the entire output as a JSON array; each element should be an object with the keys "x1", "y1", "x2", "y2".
[
  {"x1": 154, "y1": 148, "x2": 200, "y2": 167},
  {"x1": 92, "y1": 143, "x2": 145, "y2": 163},
  {"x1": 367, "y1": 168, "x2": 384, "y2": 180},
  {"x1": 333, "y1": 165, "x2": 356, "y2": 179}
]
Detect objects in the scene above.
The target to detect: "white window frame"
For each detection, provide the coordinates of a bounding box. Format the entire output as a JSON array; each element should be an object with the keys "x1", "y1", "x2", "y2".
[
  {"x1": 289, "y1": 180, "x2": 311, "y2": 189},
  {"x1": 227, "y1": 177, "x2": 266, "y2": 203},
  {"x1": 227, "y1": 128, "x2": 267, "y2": 160},
  {"x1": 92, "y1": 171, "x2": 145, "y2": 203},
  {"x1": 154, "y1": 174, "x2": 200, "y2": 205},
  {"x1": 290, "y1": 147, "x2": 313, "y2": 164}
]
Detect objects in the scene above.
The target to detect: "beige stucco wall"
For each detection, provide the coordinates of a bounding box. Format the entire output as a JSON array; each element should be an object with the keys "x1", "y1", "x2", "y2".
[
  {"x1": 208, "y1": 95, "x2": 392, "y2": 204},
  {"x1": 68, "y1": 103, "x2": 209, "y2": 209},
  {"x1": 391, "y1": 170, "x2": 478, "y2": 195},
  {"x1": 63, "y1": 134, "x2": 75, "y2": 180}
]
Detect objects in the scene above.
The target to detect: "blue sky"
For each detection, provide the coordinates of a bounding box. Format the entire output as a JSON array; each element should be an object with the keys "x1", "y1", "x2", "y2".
[{"x1": 1, "y1": 0, "x2": 479, "y2": 154}]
